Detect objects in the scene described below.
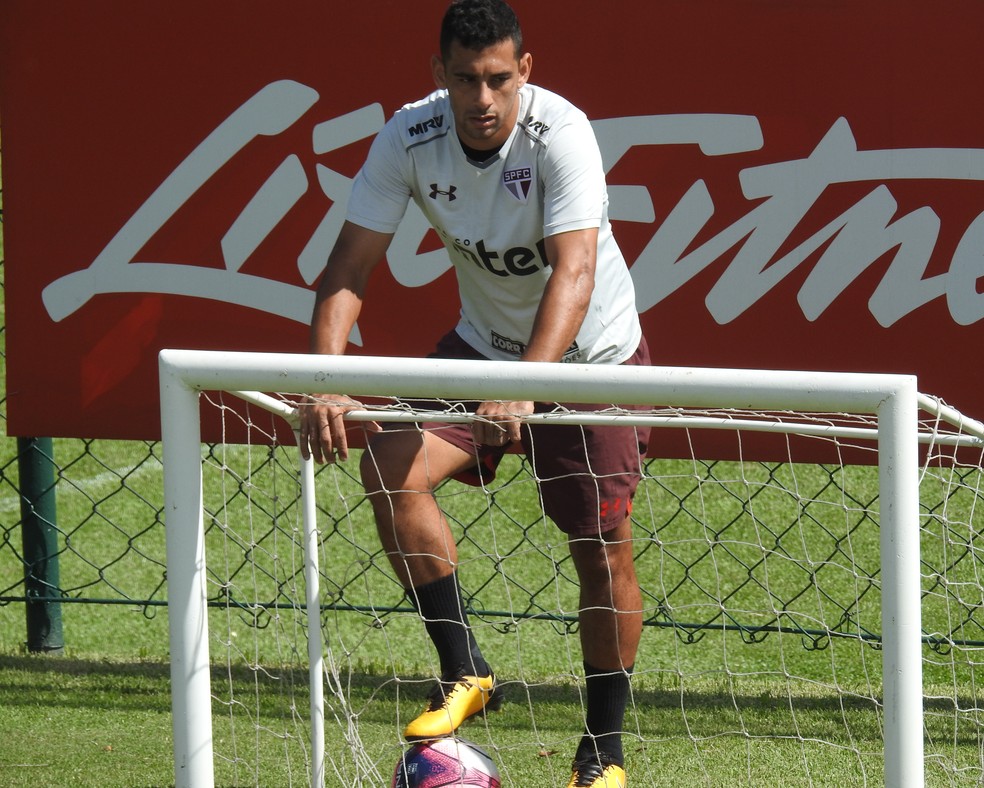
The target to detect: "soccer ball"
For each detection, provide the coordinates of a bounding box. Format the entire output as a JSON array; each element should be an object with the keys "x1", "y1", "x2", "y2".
[{"x1": 391, "y1": 737, "x2": 501, "y2": 788}]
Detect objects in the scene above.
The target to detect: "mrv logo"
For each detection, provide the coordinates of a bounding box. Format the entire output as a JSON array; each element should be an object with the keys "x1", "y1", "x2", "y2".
[
  {"x1": 449, "y1": 237, "x2": 548, "y2": 277},
  {"x1": 408, "y1": 114, "x2": 444, "y2": 136}
]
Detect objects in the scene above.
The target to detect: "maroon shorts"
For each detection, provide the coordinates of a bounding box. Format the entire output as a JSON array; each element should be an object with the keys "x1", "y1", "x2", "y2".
[{"x1": 386, "y1": 331, "x2": 652, "y2": 537}]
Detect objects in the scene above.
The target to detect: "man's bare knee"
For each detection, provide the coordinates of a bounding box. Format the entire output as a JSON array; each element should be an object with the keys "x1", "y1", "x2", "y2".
[
  {"x1": 360, "y1": 429, "x2": 475, "y2": 498},
  {"x1": 359, "y1": 430, "x2": 424, "y2": 496}
]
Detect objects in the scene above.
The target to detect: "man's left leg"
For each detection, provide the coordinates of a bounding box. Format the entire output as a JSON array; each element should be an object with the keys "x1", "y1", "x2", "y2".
[{"x1": 567, "y1": 515, "x2": 640, "y2": 788}]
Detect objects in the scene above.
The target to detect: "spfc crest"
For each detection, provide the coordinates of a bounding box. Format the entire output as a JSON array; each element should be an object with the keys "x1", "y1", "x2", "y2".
[{"x1": 503, "y1": 166, "x2": 533, "y2": 202}]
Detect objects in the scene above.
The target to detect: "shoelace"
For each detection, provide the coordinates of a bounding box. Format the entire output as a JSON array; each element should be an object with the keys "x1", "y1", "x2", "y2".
[
  {"x1": 570, "y1": 755, "x2": 621, "y2": 787},
  {"x1": 424, "y1": 678, "x2": 464, "y2": 711}
]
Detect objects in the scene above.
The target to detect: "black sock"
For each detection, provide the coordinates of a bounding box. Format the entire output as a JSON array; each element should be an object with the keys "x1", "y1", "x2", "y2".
[
  {"x1": 576, "y1": 661, "x2": 633, "y2": 766},
  {"x1": 410, "y1": 571, "x2": 489, "y2": 679}
]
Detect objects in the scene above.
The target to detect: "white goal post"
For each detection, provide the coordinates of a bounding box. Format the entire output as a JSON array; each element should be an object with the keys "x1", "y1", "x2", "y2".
[{"x1": 158, "y1": 348, "x2": 982, "y2": 788}]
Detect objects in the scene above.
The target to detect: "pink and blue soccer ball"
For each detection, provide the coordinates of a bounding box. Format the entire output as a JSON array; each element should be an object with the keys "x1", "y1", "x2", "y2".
[{"x1": 392, "y1": 738, "x2": 501, "y2": 788}]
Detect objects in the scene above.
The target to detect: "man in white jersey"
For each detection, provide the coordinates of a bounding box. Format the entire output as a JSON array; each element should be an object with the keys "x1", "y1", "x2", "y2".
[{"x1": 301, "y1": 2, "x2": 648, "y2": 786}]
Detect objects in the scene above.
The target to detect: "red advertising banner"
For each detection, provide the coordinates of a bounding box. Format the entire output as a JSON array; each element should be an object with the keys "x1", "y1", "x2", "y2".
[{"x1": 2, "y1": 0, "x2": 983, "y2": 443}]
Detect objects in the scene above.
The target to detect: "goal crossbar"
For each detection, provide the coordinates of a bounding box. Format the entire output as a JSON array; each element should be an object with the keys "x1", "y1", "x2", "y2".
[{"x1": 160, "y1": 349, "x2": 926, "y2": 788}]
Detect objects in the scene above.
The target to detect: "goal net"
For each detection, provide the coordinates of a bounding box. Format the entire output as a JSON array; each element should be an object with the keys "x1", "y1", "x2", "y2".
[{"x1": 159, "y1": 349, "x2": 984, "y2": 788}]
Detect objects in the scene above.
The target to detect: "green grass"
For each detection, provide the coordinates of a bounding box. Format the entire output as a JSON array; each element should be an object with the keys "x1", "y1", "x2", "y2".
[
  {"x1": 2, "y1": 642, "x2": 975, "y2": 787},
  {"x1": 0, "y1": 650, "x2": 888, "y2": 788},
  {"x1": 0, "y1": 655, "x2": 174, "y2": 787}
]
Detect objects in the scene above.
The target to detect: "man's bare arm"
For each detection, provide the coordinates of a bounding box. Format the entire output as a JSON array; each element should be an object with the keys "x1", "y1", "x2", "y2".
[
  {"x1": 522, "y1": 227, "x2": 597, "y2": 362},
  {"x1": 301, "y1": 221, "x2": 393, "y2": 463},
  {"x1": 472, "y1": 227, "x2": 597, "y2": 446}
]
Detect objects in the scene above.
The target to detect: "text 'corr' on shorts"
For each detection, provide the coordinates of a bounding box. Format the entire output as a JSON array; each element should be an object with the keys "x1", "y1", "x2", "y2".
[{"x1": 399, "y1": 330, "x2": 652, "y2": 537}]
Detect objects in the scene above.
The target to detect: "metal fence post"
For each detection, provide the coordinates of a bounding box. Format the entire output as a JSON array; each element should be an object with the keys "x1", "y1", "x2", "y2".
[{"x1": 17, "y1": 436, "x2": 64, "y2": 653}]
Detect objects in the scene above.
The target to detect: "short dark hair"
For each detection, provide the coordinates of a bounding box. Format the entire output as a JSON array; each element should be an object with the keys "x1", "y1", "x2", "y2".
[{"x1": 439, "y1": 0, "x2": 523, "y2": 61}]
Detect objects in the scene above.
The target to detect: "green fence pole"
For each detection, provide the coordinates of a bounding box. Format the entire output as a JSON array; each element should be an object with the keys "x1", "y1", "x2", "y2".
[{"x1": 18, "y1": 437, "x2": 64, "y2": 653}]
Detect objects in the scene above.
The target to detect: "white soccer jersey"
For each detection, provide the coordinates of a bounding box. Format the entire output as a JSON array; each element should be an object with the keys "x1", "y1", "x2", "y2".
[{"x1": 346, "y1": 84, "x2": 642, "y2": 364}]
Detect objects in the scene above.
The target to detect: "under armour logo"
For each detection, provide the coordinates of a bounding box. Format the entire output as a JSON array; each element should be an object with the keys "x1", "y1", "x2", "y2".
[{"x1": 429, "y1": 183, "x2": 457, "y2": 201}]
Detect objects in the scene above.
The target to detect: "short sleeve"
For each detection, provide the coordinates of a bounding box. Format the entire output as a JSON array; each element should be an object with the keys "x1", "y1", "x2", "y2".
[
  {"x1": 541, "y1": 113, "x2": 607, "y2": 237},
  {"x1": 345, "y1": 118, "x2": 413, "y2": 234}
]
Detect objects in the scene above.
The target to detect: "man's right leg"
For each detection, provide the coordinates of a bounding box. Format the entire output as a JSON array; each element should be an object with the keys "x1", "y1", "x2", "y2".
[
  {"x1": 359, "y1": 427, "x2": 502, "y2": 738},
  {"x1": 360, "y1": 427, "x2": 471, "y2": 587}
]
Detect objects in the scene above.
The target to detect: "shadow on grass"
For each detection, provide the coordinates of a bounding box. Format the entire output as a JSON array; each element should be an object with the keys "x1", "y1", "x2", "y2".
[{"x1": 2, "y1": 654, "x2": 979, "y2": 747}]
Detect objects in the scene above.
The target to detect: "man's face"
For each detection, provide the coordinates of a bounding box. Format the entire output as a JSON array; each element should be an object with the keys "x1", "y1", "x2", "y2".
[{"x1": 433, "y1": 38, "x2": 532, "y2": 151}]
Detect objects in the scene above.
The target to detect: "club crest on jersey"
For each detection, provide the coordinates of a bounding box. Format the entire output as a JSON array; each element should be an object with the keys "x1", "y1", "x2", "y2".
[{"x1": 503, "y1": 167, "x2": 532, "y2": 202}]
